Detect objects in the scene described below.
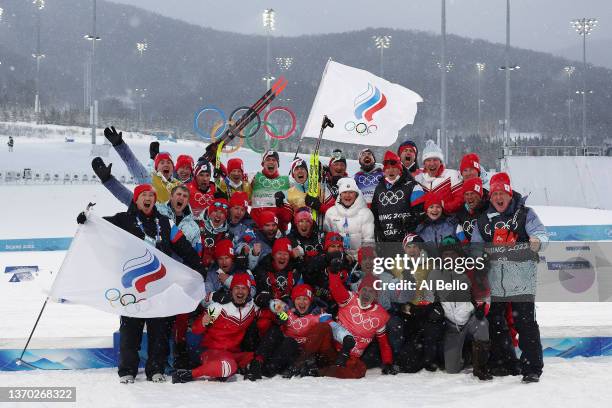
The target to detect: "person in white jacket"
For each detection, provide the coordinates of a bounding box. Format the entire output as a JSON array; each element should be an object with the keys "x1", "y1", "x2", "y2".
[{"x1": 323, "y1": 177, "x2": 375, "y2": 259}]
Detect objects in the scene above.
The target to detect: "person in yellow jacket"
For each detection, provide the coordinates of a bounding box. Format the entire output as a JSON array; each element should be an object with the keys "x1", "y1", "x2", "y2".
[
  {"x1": 150, "y1": 152, "x2": 183, "y2": 203},
  {"x1": 216, "y1": 158, "x2": 252, "y2": 200},
  {"x1": 287, "y1": 158, "x2": 309, "y2": 211}
]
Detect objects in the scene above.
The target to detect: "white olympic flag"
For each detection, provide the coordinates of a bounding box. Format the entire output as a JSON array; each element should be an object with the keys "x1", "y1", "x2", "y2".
[
  {"x1": 49, "y1": 213, "x2": 206, "y2": 318},
  {"x1": 301, "y1": 60, "x2": 423, "y2": 146}
]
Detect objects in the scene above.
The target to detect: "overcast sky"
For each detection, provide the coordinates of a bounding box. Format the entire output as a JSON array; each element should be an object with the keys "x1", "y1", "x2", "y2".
[{"x1": 110, "y1": 0, "x2": 610, "y2": 58}]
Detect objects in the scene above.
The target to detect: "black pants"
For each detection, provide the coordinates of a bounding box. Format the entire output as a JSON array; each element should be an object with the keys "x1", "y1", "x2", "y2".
[
  {"x1": 488, "y1": 301, "x2": 543, "y2": 376},
  {"x1": 255, "y1": 325, "x2": 300, "y2": 376},
  {"x1": 396, "y1": 306, "x2": 446, "y2": 372},
  {"x1": 118, "y1": 316, "x2": 172, "y2": 379}
]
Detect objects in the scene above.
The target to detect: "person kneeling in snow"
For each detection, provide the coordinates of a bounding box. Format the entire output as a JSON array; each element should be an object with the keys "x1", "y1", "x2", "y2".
[
  {"x1": 318, "y1": 273, "x2": 398, "y2": 378},
  {"x1": 429, "y1": 237, "x2": 492, "y2": 381},
  {"x1": 172, "y1": 273, "x2": 259, "y2": 383},
  {"x1": 245, "y1": 284, "x2": 334, "y2": 380}
]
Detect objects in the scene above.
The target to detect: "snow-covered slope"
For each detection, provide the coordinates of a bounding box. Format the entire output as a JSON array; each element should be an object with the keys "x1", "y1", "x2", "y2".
[{"x1": 503, "y1": 155, "x2": 612, "y2": 210}]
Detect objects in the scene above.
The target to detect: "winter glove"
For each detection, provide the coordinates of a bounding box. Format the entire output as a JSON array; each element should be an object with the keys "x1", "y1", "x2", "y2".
[
  {"x1": 274, "y1": 191, "x2": 286, "y2": 208},
  {"x1": 77, "y1": 212, "x2": 87, "y2": 224},
  {"x1": 254, "y1": 292, "x2": 272, "y2": 308},
  {"x1": 149, "y1": 141, "x2": 160, "y2": 160},
  {"x1": 428, "y1": 302, "x2": 445, "y2": 323},
  {"x1": 474, "y1": 302, "x2": 487, "y2": 320},
  {"x1": 213, "y1": 167, "x2": 224, "y2": 180},
  {"x1": 315, "y1": 287, "x2": 330, "y2": 299},
  {"x1": 211, "y1": 289, "x2": 232, "y2": 304},
  {"x1": 245, "y1": 359, "x2": 263, "y2": 382},
  {"x1": 305, "y1": 194, "x2": 321, "y2": 211},
  {"x1": 326, "y1": 251, "x2": 346, "y2": 273},
  {"x1": 401, "y1": 215, "x2": 419, "y2": 233},
  {"x1": 103, "y1": 126, "x2": 123, "y2": 147},
  {"x1": 235, "y1": 253, "x2": 248, "y2": 270},
  {"x1": 91, "y1": 157, "x2": 112, "y2": 183},
  {"x1": 381, "y1": 364, "x2": 399, "y2": 375}
]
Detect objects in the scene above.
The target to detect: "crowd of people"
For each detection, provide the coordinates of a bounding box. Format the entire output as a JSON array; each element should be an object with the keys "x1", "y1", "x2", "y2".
[{"x1": 78, "y1": 126, "x2": 548, "y2": 385}]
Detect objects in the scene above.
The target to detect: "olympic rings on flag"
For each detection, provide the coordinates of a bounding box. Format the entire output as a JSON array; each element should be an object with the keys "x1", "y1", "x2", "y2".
[
  {"x1": 263, "y1": 106, "x2": 297, "y2": 140},
  {"x1": 105, "y1": 288, "x2": 120, "y2": 302},
  {"x1": 245, "y1": 121, "x2": 279, "y2": 153},
  {"x1": 105, "y1": 288, "x2": 149, "y2": 312},
  {"x1": 193, "y1": 105, "x2": 227, "y2": 142},
  {"x1": 344, "y1": 121, "x2": 378, "y2": 135}
]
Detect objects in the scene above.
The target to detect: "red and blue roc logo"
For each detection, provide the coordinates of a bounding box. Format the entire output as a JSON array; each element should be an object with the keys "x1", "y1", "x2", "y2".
[
  {"x1": 345, "y1": 83, "x2": 387, "y2": 135},
  {"x1": 121, "y1": 249, "x2": 167, "y2": 293}
]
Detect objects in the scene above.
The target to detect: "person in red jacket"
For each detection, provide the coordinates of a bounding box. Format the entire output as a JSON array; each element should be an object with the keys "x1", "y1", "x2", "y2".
[
  {"x1": 188, "y1": 160, "x2": 221, "y2": 218},
  {"x1": 172, "y1": 273, "x2": 258, "y2": 383},
  {"x1": 245, "y1": 284, "x2": 335, "y2": 380},
  {"x1": 318, "y1": 273, "x2": 398, "y2": 378}
]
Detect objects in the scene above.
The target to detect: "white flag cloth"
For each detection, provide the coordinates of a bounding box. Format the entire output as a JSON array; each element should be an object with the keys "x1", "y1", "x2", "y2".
[
  {"x1": 301, "y1": 60, "x2": 423, "y2": 146},
  {"x1": 49, "y1": 213, "x2": 206, "y2": 318}
]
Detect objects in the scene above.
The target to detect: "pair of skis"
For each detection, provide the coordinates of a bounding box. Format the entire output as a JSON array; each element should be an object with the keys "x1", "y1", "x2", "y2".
[
  {"x1": 307, "y1": 115, "x2": 334, "y2": 226},
  {"x1": 203, "y1": 77, "x2": 288, "y2": 163}
]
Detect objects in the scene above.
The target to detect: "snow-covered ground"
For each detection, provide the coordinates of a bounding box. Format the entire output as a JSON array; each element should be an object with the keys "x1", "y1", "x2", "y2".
[
  {"x1": 0, "y1": 358, "x2": 610, "y2": 408},
  {"x1": 1, "y1": 122, "x2": 611, "y2": 406}
]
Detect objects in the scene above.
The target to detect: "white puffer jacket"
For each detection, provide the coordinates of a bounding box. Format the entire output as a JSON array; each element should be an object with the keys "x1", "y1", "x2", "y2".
[{"x1": 323, "y1": 178, "x2": 375, "y2": 257}]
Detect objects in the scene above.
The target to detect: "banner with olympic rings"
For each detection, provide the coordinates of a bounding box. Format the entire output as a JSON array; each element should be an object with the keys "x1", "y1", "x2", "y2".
[
  {"x1": 49, "y1": 213, "x2": 205, "y2": 318},
  {"x1": 302, "y1": 60, "x2": 423, "y2": 146},
  {"x1": 193, "y1": 104, "x2": 298, "y2": 154}
]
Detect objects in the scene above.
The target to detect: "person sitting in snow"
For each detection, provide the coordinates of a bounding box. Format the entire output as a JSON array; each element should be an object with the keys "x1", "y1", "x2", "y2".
[
  {"x1": 172, "y1": 273, "x2": 259, "y2": 383},
  {"x1": 245, "y1": 284, "x2": 334, "y2": 380},
  {"x1": 317, "y1": 273, "x2": 398, "y2": 379}
]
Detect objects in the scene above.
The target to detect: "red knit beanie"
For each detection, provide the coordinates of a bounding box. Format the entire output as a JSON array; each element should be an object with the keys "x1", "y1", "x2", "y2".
[
  {"x1": 230, "y1": 273, "x2": 254, "y2": 290},
  {"x1": 272, "y1": 237, "x2": 292, "y2": 256},
  {"x1": 459, "y1": 153, "x2": 481, "y2": 175},
  {"x1": 462, "y1": 177, "x2": 484, "y2": 198},
  {"x1": 208, "y1": 198, "x2": 229, "y2": 217},
  {"x1": 383, "y1": 151, "x2": 403, "y2": 172},
  {"x1": 214, "y1": 239, "x2": 234, "y2": 259},
  {"x1": 424, "y1": 192, "x2": 444, "y2": 210},
  {"x1": 154, "y1": 152, "x2": 173, "y2": 170},
  {"x1": 256, "y1": 210, "x2": 278, "y2": 228},
  {"x1": 358, "y1": 273, "x2": 378, "y2": 294},
  {"x1": 291, "y1": 284, "x2": 314, "y2": 303},
  {"x1": 229, "y1": 191, "x2": 249, "y2": 209},
  {"x1": 324, "y1": 232, "x2": 344, "y2": 251},
  {"x1": 358, "y1": 246, "x2": 375, "y2": 265},
  {"x1": 489, "y1": 172, "x2": 513, "y2": 196},
  {"x1": 227, "y1": 158, "x2": 244, "y2": 174},
  {"x1": 133, "y1": 184, "x2": 156, "y2": 203},
  {"x1": 174, "y1": 154, "x2": 194, "y2": 172}
]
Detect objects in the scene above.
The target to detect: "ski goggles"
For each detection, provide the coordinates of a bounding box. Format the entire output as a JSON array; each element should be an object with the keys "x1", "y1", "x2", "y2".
[{"x1": 211, "y1": 201, "x2": 229, "y2": 210}]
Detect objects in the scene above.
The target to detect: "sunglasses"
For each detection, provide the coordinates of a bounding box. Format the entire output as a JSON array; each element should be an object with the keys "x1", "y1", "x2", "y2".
[
  {"x1": 331, "y1": 151, "x2": 344, "y2": 160},
  {"x1": 212, "y1": 202, "x2": 229, "y2": 209},
  {"x1": 383, "y1": 160, "x2": 399, "y2": 166}
]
